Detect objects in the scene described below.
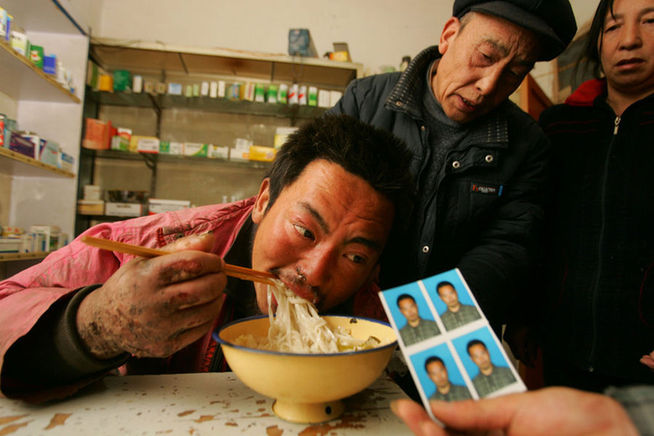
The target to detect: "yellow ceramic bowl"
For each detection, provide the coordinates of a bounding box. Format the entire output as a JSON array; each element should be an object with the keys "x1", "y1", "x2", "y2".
[{"x1": 214, "y1": 315, "x2": 397, "y2": 424}]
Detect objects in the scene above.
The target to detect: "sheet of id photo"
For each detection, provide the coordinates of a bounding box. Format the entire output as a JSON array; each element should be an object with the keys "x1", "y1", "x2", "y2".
[{"x1": 379, "y1": 268, "x2": 525, "y2": 420}]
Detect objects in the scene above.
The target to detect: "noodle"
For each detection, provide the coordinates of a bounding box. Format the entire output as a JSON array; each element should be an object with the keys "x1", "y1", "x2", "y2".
[{"x1": 234, "y1": 279, "x2": 379, "y2": 353}]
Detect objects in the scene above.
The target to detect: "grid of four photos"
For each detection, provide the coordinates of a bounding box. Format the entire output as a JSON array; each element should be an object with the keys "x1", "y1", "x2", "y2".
[{"x1": 379, "y1": 269, "x2": 526, "y2": 419}]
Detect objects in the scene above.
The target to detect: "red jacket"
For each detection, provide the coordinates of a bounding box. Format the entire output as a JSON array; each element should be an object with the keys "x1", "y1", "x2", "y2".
[{"x1": 0, "y1": 198, "x2": 386, "y2": 399}]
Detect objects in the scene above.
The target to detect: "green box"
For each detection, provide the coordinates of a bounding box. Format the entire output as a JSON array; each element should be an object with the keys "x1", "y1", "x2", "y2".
[
  {"x1": 113, "y1": 69, "x2": 131, "y2": 92},
  {"x1": 29, "y1": 45, "x2": 44, "y2": 69}
]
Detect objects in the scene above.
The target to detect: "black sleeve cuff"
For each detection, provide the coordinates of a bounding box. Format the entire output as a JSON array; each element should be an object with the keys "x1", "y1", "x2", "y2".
[
  {"x1": 55, "y1": 284, "x2": 130, "y2": 375},
  {"x1": 2, "y1": 285, "x2": 129, "y2": 395}
]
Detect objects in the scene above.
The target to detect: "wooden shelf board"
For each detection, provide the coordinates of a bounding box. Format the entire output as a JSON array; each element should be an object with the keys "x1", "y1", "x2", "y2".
[
  {"x1": 90, "y1": 38, "x2": 361, "y2": 89},
  {"x1": 88, "y1": 149, "x2": 272, "y2": 169},
  {"x1": 0, "y1": 251, "x2": 51, "y2": 262},
  {"x1": 0, "y1": 147, "x2": 75, "y2": 178},
  {"x1": 0, "y1": 40, "x2": 80, "y2": 103}
]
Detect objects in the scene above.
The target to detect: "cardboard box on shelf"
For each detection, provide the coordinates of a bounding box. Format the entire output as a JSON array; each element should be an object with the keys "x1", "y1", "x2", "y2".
[
  {"x1": 183, "y1": 143, "x2": 208, "y2": 157},
  {"x1": 248, "y1": 145, "x2": 276, "y2": 162},
  {"x1": 40, "y1": 140, "x2": 61, "y2": 167},
  {"x1": 29, "y1": 225, "x2": 60, "y2": 252},
  {"x1": 8, "y1": 132, "x2": 35, "y2": 158},
  {"x1": 148, "y1": 198, "x2": 191, "y2": 215},
  {"x1": 231, "y1": 138, "x2": 252, "y2": 161},
  {"x1": 77, "y1": 199, "x2": 104, "y2": 215},
  {"x1": 83, "y1": 118, "x2": 111, "y2": 150},
  {"x1": 0, "y1": 238, "x2": 21, "y2": 253},
  {"x1": 208, "y1": 144, "x2": 229, "y2": 159},
  {"x1": 105, "y1": 202, "x2": 144, "y2": 217},
  {"x1": 160, "y1": 141, "x2": 184, "y2": 155}
]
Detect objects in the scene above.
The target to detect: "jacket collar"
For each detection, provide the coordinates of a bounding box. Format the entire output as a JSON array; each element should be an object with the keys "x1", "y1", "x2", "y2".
[
  {"x1": 385, "y1": 45, "x2": 510, "y2": 148},
  {"x1": 564, "y1": 78, "x2": 607, "y2": 107},
  {"x1": 384, "y1": 45, "x2": 441, "y2": 119}
]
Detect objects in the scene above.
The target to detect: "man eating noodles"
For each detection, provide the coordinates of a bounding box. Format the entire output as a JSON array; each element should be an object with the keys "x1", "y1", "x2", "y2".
[{"x1": 0, "y1": 115, "x2": 413, "y2": 402}]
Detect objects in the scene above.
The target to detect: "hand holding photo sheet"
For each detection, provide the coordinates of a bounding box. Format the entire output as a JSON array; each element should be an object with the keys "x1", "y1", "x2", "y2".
[{"x1": 379, "y1": 268, "x2": 525, "y2": 420}]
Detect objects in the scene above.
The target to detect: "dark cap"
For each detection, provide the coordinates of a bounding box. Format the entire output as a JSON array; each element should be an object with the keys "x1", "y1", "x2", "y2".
[{"x1": 453, "y1": 0, "x2": 577, "y2": 61}]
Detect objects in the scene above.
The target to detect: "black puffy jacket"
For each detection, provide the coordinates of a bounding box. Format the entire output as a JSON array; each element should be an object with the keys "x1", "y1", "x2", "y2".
[
  {"x1": 539, "y1": 79, "x2": 654, "y2": 382},
  {"x1": 328, "y1": 46, "x2": 550, "y2": 327}
]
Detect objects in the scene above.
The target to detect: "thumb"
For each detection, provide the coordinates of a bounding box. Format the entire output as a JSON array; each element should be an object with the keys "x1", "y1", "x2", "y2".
[{"x1": 164, "y1": 232, "x2": 215, "y2": 253}]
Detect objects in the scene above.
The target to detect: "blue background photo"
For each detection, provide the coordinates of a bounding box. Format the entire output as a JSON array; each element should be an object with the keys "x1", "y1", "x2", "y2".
[
  {"x1": 381, "y1": 282, "x2": 436, "y2": 329},
  {"x1": 422, "y1": 269, "x2": 477, "y2": 317},
  {"x1": 410, "y1": 343, "x2": 467, "y2": 398},
  {"x1": 451, "y1": 326, "x2": 510, "y2": 379}
]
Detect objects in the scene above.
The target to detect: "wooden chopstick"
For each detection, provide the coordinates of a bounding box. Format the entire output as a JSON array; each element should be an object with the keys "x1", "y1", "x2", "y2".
[{"x1": 80, "y1": 235, "x2": 277, "y2": 286}]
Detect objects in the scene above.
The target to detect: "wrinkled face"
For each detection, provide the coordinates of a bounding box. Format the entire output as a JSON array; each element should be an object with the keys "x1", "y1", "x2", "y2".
[
  {"x1": 251, "y1": 159, "x2": 394, "y2": 314},
  {"x1": 437, "y1": 284, "x2": 460, "y2": 309},
  {"x1": 398, "y1": 297, "x2": 420, "y2": 323},
  {"x1": 434, "y1": 12, "x2": 539, "y2": 123},
  {"x1": 599, "y1": 0, "x2": 654, "y2": 99},
  {"x1": 426, "y1": 360, "x2": 450, "y2": 388},
  {"x1": 469, "y1": 343, "x2": 492, "y2": 372}
]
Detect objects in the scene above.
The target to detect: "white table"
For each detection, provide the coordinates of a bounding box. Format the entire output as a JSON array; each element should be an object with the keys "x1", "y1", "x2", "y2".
[{"x1": 0, "y1": 373, "x2": 410, "y2": 435}]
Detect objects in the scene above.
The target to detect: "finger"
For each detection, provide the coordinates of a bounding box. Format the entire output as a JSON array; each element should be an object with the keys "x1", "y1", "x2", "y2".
[
  {"x1": 152, "y1": 251, "x2": 224, "y2": 286},
  {"x1": 164, "y1": 272, "x2": 228, "y2": 310},
  {"x1": 169, "y1": 299, "x2": 226, "y2": 349},
  {"x1": 164, "y1": 232, "x2": 215, "y2": 252},
  {"x1": 391, "y1": 399, "x2": 447, "y2": 436}
]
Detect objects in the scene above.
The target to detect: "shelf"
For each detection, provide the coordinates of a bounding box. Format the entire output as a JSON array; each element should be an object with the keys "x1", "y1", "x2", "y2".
[
  {"x1": 88, "y1": 149, "x2": 272, "y2": 169},
  {"x1": 0, "y1": 251, "x2": 51, "y2": 262},
  {"x1": 86, "y1": 90, "x2": 328, "y2": 119},
  {"x1": 0, "y1": 147, "x2": 75, "y2": 178},
  {"x1": 90, "y1": 38, "x2": 362, "y2": 89},
  {"x1": 0, "y1": 39, "x2": 80, "y2": 103}
]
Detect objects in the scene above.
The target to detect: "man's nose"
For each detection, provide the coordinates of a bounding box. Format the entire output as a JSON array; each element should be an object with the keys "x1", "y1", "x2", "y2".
[
  {"x1": 298, "y1": 246, "x2": 336, "y2": 286},
  {"x1": 475, "y1": 66, "x2": 503, "y2": 97}
]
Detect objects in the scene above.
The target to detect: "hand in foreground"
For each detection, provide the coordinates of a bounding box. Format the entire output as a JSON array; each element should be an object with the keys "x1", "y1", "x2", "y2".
[
  {"x1": 77, "y1": 232, "x2": 227, "y2": 359},
  {"x1": 642, "y1": 351, "x2": 654, "y2": 371},
  {"x1": 391, "y1": 387, "x2": 638, "y2": 436}
]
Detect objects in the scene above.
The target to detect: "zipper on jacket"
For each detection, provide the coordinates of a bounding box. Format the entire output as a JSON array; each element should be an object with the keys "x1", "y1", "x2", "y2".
[{"x1": 588, "y1": 118, "x2": 619, "y2": 369}]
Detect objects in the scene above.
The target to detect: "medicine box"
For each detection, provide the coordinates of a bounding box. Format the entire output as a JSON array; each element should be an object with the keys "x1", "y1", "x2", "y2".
[
  {"x1": 105, "y1": 202, "x2": 144, "y2": 217},
  {"x1": 248, "y1": 145, "x2": 276, "y2": 162},
  {"x1": 183, "y1": 143, "x2": 208, "y2": 157},
  {"x1": 60, "y1": 152, "x2": 74, "y2": 172},
  {"x1": 208, "y1": 144, "x2": 229, "y2": 159},
  {"x1": 9, "y1": 132, "x2": 35, "y2": 158},
  {"x1": 148, "y1": 198, "x2": 191, "y2": 215},
  {"x1": 137, "y1": 137, "x2": 159, "y2": 153},
  {"x1": 29, "y1": 225, "x2": 60, "y2": 252},
  {"x1": 159, "y1": 141, "x2": 184, "y2": 155},
  {"x1": 40, "y1": 140, "x2": 61, "y2": 168},
  {"x1": 0, "y1": 238, "x2": 21, "y2": 253}
]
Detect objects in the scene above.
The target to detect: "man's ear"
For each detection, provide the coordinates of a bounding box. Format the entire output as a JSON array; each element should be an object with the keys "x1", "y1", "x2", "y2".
[
  {"x1": 252, "y1": 178, "x2": 271, "y2": 224},
  {"x1": 439, "y1": 16, "x2": 462, "y2": 55}
]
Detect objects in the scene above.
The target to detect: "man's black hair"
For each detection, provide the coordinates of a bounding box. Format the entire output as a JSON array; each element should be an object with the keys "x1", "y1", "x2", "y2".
[
  {"x1": 396, "y1": 293, "x2": 416, "y2": 307},
  {"x1": 436, "y1": 281, "x2": 456, "y2": 295},
  {"x1": 424, "y1": 355, "x2": 445, "y2": 371},
  {"x1": 466, "y1": 339, "x2": 487, "y2": 355},
  {"x1": 265, "y1": 114, "x2": 414, "y2": 229}
]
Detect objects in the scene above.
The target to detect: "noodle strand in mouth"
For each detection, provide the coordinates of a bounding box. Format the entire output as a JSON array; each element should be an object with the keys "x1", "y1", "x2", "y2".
[{"x1": 234, "y1": 279, "x2": 379, "y2": 353}]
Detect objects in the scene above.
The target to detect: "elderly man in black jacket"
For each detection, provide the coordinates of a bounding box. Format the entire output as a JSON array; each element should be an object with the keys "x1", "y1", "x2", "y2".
[{"x1": 328, "y1": 0, "x2": 576, "y2": 331}]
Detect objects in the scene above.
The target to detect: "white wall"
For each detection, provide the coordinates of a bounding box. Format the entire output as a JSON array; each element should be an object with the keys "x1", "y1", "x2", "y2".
[{"x1": 96, "y1": 0, "x2": 600, "y2": 77}]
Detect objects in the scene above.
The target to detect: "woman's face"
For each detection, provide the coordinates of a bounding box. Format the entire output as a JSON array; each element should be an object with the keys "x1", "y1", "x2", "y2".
[{"x1": 599, "y1": 0, "x2": 654, "y2": 99}]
